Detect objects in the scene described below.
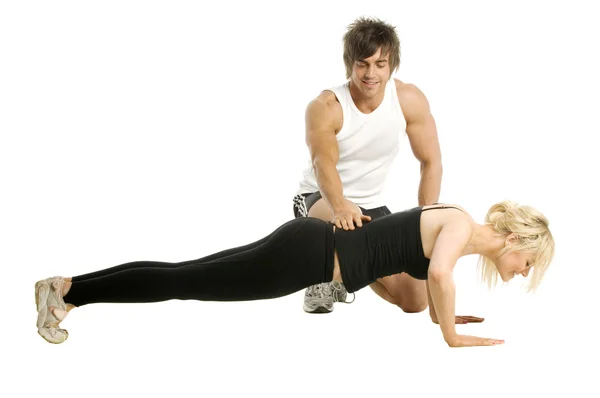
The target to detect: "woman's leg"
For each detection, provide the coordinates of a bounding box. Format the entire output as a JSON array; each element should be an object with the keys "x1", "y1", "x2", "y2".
[
  {"x1": 71, "y1": 231, "x2": 276, "y2": 282},
  {"x1": 62, "y1": 217, "x2": 335, "y2": 307}
]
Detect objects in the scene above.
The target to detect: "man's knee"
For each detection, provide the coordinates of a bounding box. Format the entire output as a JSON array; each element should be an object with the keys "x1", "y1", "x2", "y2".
[
  {"x1": 397, "y1": 299, "x2": 428, "y2": 314},
  {"x1": 381, "y1": 275, "x2": 428, "y2": 313},
  {"x1": 396, "y1": 287, "x2": 428, "y2": 313},
  {"x1": 307, "y1": 198, "x2": 333, "y2": 221}
]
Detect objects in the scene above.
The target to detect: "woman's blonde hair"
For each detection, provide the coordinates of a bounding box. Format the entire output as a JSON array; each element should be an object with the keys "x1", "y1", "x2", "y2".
[{"x1": 477, "y1": 200, "x2": 555, "y2": 292}]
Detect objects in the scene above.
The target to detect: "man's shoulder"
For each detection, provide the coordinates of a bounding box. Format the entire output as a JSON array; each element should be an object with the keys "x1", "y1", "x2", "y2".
[
  {"x1": 393, "y1": 78, "x2": 430, "y2": 118},
  {"x1": 306, "y1": 89, "x2": 342, "y2": 116},
  {"x1": 393, "y1": 79, "x2": 424, "y2": 102},
  {"x1": 307, "y1": 80, "x2": 349, "y2": 107},
  {"x1": 316, "y1": 89, "x2": 339, "y2": 102},
  {"x1": 304, "y1": 89, "x2": 344, "y2": 133}
]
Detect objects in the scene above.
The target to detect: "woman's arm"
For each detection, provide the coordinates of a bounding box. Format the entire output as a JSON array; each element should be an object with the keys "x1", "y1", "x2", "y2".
[
  {"x1": 427, "y1": 279, "x2": 485, "y2": 325},
  {"x1": 427, "y1": 217, "x2": 503, "y2": 347},
  {"x1": 426, "y1": 280, "x2": 438, "y2": 321}
]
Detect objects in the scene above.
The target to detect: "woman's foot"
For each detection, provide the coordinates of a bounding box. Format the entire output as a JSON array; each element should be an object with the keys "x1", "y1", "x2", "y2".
[
  {"x1": 37, "y1": 325, "x2": 68, "y2": 344},
  {"x1": 35, "y1": 276, "x2": 69, "y2": 344}
]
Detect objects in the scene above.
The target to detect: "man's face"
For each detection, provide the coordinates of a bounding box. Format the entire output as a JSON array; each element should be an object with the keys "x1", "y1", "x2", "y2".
[{"x1": 350, "y1": 47, "x2": 391, "y2": 99}]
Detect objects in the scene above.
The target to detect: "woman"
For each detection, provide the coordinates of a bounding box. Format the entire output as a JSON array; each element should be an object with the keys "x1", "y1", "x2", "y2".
[{"x1": 34, "y1": 200, "x2": 554, "y2": 347}]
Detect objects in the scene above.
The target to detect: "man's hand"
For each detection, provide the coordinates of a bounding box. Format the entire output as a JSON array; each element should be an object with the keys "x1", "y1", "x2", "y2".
[
  {"x1": 431, "y1": 315, "x2": 485, "y2": 324},
  {"x1": 331, "y1": 199, "x2": 371, "y2": 230},
  {"x1": 445, "y1": 334, "x2": 504, "y2": 348}
]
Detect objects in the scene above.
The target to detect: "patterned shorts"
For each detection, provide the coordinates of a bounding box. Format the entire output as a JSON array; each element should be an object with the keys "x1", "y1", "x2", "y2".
[{"x1": 292, "y1": 192, "x2": 392, "y2": 219}]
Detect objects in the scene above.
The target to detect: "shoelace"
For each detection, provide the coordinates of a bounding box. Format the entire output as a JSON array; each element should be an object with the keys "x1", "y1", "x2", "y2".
[
  {"x1": 307, "y1": 282, "x2": 356, "y2": 304},
  {"x1": 330, "y1": 281, "x2": 355, "y2": 303}
]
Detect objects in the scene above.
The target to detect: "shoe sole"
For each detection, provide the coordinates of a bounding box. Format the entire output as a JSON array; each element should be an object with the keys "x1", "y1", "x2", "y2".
[
  {"x1": 35, "y1": 281, "x2": 50, "y2": 329},
  {"x1": 37, "y1": 328, "x2": 68, "y2": 344},
  {"x1": 303, "y1": 304, "x2": 333, "y2": 314}
]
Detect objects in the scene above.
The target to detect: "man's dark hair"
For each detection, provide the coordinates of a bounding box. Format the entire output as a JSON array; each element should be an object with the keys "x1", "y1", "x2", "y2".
[{"x1": 343, "y1": 17, "x2": 401, "y2": 79}]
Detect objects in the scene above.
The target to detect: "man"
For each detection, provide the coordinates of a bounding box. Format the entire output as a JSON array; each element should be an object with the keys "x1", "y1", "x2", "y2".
[{"x1": 293, "y1": 17, "x2": 443, "y2": 314}]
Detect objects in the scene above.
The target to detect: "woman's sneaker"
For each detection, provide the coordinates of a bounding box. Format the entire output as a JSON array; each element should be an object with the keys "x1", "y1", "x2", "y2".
[{"x1": 35, "y1": 277, "x2": 69, "y2": 344}]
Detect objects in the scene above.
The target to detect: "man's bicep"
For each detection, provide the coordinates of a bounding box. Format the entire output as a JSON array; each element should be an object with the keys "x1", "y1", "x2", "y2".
[
  {"x1": 305, "y1": 99, "x2": 339, "y2": 164},
  {"x1": 407, "y1": 111, "x2": 440, "y2": 165},
  {"x1": 400, "y1": 84, "x2": 441, "y2": 165}
]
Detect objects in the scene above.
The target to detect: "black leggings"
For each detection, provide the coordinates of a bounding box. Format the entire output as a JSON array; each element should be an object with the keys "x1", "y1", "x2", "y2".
[{"x1": 65, "y1": 217, "x2": 335, "y2": 307}]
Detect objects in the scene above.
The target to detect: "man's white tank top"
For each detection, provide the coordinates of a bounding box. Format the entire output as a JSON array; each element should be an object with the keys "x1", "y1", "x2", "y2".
[{"x1": 297, "y1": 79, "x2": 407, "y2": 209}]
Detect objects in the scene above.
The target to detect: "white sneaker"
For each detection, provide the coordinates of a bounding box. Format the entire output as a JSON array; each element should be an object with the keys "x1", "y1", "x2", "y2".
[
  {"x1": 38, "y1": 326, "x2": 69, "y2": 344},
  {"x1": 35, "y1": 277, "x2": 69, "y2": 344},
  {"x1": 302, "y1": 283, "x2": 335, "y2": 313}
]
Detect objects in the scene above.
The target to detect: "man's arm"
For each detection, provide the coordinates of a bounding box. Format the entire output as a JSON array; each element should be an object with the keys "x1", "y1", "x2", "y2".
[
  {"x1": 305, "y1": 93, "x2": 368, "y2": 229},
  {"x1": 397, "y1": 81, "x2": 443, "y2": 206}
]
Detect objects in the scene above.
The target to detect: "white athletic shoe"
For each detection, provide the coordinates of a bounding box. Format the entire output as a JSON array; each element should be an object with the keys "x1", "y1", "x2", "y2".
[{"x1": 35, "y1": 276, "x2": 69, "y2": 344}]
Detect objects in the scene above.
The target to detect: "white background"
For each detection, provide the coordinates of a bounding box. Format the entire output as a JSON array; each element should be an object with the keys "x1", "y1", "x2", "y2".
[{"x1": 2, "y1": 0, "x2": 599, "y2": 397}]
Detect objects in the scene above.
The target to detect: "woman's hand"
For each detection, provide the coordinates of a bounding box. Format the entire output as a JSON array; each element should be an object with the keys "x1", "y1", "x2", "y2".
[
  {"x1": 431, "y1": 315, "x2": 484, "y2": 324},
  {"x1": 445, "y1": 334, "x2": 504, "y2": 347}
]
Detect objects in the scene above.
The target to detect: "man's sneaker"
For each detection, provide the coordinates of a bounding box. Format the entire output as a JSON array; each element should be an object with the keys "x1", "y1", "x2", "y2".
[
  {"x1": 303, "y1": 281, "x2": 356, "y2": 313},
  {"x1": 330, "y1": 280, "x2": 354, "y2": 304},
  {"x1": 303, "y1": 283, "x2": 334, "y2": 313}
]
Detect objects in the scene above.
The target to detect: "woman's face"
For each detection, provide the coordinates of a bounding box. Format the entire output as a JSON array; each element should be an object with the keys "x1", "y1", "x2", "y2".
[{"x1": 495, "y1": 235, "x2": 534, "y2": 282}]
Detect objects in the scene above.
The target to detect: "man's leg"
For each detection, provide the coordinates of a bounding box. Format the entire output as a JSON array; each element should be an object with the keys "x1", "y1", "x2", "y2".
[
  {"x1": 369, "y1": 275, "x2": 428, "y2": 313},
  {"x1": 293, "y1": 192, "x2": 352, "y2": 313}
]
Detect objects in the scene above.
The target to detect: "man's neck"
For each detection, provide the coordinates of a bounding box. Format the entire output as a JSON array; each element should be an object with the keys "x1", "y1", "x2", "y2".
[{"x1": 348, "y1": 80, "x2": 386, "y2": 114}]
